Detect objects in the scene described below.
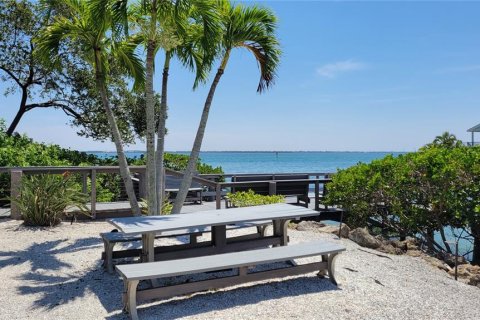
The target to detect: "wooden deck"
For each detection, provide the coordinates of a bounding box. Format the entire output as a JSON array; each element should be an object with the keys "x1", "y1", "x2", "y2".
[{"x1": 0, "y1": 194, "x2": 333, "y2": 220}]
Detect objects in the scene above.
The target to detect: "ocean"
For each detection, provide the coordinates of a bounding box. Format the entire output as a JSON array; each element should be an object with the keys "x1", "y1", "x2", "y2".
[{"x1": 89, "y1": 151, "x2": 404, "y2": 174}]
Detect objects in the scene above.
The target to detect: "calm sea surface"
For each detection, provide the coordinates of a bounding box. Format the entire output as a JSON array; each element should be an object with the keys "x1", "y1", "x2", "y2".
[{"x1": 89, "y1": 151, "x2": 404, "y2": 173}]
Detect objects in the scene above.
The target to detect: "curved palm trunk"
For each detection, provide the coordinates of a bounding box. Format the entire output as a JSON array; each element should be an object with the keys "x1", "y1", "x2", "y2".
[
  {"x1": 145, "y1": 40, "x2": 157, "y2": 216},
  {"x1": 155, "y1": 52, "x2": 171, "y2": 214},
  {"x1": 172, "y1": 58, "x2": 228, "y2": 214},
  {"x1": 94, "y1": 53, "x2": 140, "y2": 216}
]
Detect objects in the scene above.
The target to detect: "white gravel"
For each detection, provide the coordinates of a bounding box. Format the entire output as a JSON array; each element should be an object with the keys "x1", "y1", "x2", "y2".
[{"x1": 0, "y1": 218, "x2": 479, "y2": 320}]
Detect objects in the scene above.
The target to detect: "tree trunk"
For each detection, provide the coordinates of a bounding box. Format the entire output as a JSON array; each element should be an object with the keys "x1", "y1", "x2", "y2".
[
  {"x1": 145, "y1": 40, "x2": 157, "y2": 216},
  {"x1": 171, "y1": 67, "x2": 225, "y2": 214},
  {"x1": 6, "y1": 88, "x2": 28, "y2": 136},
  {"x1": 94, "y1": 52, "x2": 140, "y2": 215},
  {"x1": 155, "y1": 52, "x2": 171, "y2": 214},
  {"x1": 471, "y1": 222, "x2": 480, "y2": 265}
]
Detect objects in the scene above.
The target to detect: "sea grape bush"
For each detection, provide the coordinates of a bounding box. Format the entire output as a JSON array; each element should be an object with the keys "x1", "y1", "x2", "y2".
[
  {"x1": 226, "y1": 190, "x2": 284, "y2": 208},
  {"x1": 325, "y1": 133, "x2": 480, "y2": 264}
]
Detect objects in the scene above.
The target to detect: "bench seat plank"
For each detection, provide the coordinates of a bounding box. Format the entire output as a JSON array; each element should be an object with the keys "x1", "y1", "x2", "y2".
[{"x1": 116, "y1": 240, "x2": 345, "y2": 281}]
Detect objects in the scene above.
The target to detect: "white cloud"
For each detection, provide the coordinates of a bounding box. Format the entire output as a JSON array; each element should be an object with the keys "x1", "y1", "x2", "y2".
[{"x1": 316, "y1": 59, "x2": 367, "y2": 78}]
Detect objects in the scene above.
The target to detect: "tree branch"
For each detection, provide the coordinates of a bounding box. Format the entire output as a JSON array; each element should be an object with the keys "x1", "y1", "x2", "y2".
[
  {"x1": 0, "y1": 65, "x2": 23, "y2": 87},
  {"x1": 25, "y1": 101, "x2": 86, "y2": 123}
]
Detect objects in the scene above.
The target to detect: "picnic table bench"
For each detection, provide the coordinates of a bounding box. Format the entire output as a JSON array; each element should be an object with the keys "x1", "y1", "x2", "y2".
[
  {"x1": 117, "y1": 240, "x2": 345, "y2": 320},
  {"x1": 101, "y1": 221, "x2": 271, "y2": 273}
]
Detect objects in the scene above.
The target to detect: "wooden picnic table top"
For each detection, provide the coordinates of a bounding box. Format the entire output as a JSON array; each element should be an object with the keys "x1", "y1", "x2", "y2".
[{"x1": 108, "y1": 203, "x2": 319, "y2": 236}]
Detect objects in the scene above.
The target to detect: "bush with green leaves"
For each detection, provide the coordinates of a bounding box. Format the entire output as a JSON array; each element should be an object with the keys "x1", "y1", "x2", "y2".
[
  {"x1": 325, "y1": 133, "x2": 480, "y2": 264},
  {"x1": 226, "y1": 190, "x2": 284, "y2": 208},
  {"x1": 11, "y1": 174, "x2": 89, "y2": 226},
  {"x1": 140, "y1": 197, "x2": 173, "y2": 215}
]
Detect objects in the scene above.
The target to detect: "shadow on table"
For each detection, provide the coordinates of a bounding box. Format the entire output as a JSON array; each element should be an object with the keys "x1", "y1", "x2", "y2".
[
  {"x1": 2, "y1": 237, "x2": 124, "y2": 315},
  {"x1": 106, "y1": 275, "x2": 340, "y2": 320}
]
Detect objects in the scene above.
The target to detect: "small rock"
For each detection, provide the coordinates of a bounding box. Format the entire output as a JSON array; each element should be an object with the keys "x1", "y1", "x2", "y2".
[
  {"x1": 296, "y1": 221, "x2": 325, "y2": 231},
  {"x1": 422, "y1": 256, "x2": 452, "y2": 272},
  {"x1": 441, "y1": 253, "x2": 468, "y2": 268},
  {"x1": 406, "y1": 250, "x2": 422, "y2": 257},
  {"x1": 378, "y1": 244, "x2": 403, "y2": 255},
  {"x1": 468, "y1": 274, "x2": 480, "y2": 287},
  {"x1": 348, "y1": 228, "x2": 382, "y2": 249},
  {"x1": 332, "y1": 224, "x2": 350, "y2": 238}
]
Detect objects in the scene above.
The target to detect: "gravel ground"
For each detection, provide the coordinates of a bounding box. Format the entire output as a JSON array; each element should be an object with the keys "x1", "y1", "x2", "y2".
[{"x1": 0, "y1": 218, "x2": 479, "y2": 320}]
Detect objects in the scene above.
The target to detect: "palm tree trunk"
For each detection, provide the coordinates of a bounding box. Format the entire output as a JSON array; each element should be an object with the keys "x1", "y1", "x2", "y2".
[
  {"x1": 155, "y1": 52, "x2": 171, "y2": 214},
  {"x1": 145, "y1": 40, "x2": 157, "y2": 216},
  {"x1": 172, "y1": 54, "x2": 229, "y2": 214},
  {"x1": 94, "y1": 52, "x2": 140, "y2": 216}
]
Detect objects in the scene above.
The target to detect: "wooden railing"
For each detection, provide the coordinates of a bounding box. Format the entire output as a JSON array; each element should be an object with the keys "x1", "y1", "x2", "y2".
[{"x1": 0, "y1": 166, "x2": 333, "y2": 219}]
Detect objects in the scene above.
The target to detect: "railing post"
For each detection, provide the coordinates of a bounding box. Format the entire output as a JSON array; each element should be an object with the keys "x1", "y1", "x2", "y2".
[
  {"x1": 81, "y1": 172, "x2": 88, "y2": 194},
  {"x1": 216, "y1": 184, "x2": 221, "y2": 210},
  {"x1": 10, "y1": 170, "x2": 23, "y2": 220},
  {"x1": 269, "y1": 181, "x2": 277, "y2": 195},
  {"x1": 91, "y1": 169, "x2": 97, "y2": 219},
  {"x1": 314, "y1": 180, "x2": 320, "y2": 211}
]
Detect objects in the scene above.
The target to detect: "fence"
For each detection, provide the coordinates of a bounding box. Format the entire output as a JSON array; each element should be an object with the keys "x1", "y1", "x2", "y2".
[{"x1": 0, "y1": 166, "x2": 333, "y2": 219}]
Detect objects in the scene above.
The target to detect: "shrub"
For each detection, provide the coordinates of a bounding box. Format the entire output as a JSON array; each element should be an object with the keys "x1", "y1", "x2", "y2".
[
  {"x1": 11, "y1": 173, "x2": 89, "y2": 226},
  {"x1": 226, "y1": 190, "x2": 284, "y2": 208},
  {"x1": 140, "y1": 196, "x2": 173, "y2": 215}
]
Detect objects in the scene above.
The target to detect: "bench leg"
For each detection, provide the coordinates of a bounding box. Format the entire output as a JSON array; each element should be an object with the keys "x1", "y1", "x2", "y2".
[
  {"x1": 327, "y1": 253, "x2": 339, "y2": 285},
  {"x1": 256, "y1": 225, "x2": 267, "y2": 237},
  {"x1": 317, "y1": 254, "x2": 328, "y2": 277},
  {"x1": 123, "y1": 279, "x2": 140, "y2": 320},
  {"x1": 273, "y1": 219, "x2": 289, "y2": 247},
  {"x1": 102, "y1": 239, "x2": 116, "y2": 274}
]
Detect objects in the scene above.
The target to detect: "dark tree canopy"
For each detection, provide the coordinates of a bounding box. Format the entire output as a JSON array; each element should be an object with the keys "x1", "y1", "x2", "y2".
[{"x1": 0, "y1": 0, "x2": 153, "y2": 143}]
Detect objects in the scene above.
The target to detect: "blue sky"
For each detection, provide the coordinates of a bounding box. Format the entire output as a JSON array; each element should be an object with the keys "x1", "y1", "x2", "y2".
[{"x1": 1, "y1": 0, "x2": 480, "y2": 151}]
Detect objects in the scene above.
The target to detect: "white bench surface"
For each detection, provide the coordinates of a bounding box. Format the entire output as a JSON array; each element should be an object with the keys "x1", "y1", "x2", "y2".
[
  {"x1": 108, "y1": 203, "x2": 318, "y2": 236},
  {"x1": 116, "y1": 240, "x2": 345, "y2": 281}
]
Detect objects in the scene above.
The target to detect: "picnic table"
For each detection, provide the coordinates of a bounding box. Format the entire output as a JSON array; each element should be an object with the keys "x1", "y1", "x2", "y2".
[
  {"x1": 108, "y1": 203, "x2": 345, "y2": 320},
  {"x1": 108, "y1": 203, "x2": 320, "y2": 263}
]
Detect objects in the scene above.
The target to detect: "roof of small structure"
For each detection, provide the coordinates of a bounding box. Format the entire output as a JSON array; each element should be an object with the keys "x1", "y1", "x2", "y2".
[{"x1": 467, "y1": 123, "x2": 480, "y2": 132}]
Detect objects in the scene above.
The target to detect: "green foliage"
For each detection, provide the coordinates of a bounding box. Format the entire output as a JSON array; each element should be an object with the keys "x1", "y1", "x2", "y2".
[
  {"x1": 140, "y1": 197, "x2": 173, "y2": 215},
  {"x1": 10, "y1": 174, "x2": 89, "y2": 227},
  {"x1": 226, "y1": 190, "x2": 284, "y2": 208},
  {"x1": 325, "y1": 133, "x2": 480, "y2": 259},
  {"x1": 0, "y1": 120, "x2": 223, "y2": 202}
]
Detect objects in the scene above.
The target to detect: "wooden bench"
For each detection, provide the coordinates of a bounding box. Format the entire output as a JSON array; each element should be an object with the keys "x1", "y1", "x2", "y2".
[
  {"x1": 117, "y1": 240, "x2": 344, "y2": 320},
  {"x1": 231, "y1": 174, "x2": 311, "y2": 207},
  {"x1": 101, "y1": 221, "x2": 271, "y2": 273}
]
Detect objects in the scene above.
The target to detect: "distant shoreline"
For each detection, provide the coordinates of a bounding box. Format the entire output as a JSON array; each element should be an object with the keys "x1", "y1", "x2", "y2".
[{"x1": 85, "y1": 150, "x2": 407, "y2": 154}]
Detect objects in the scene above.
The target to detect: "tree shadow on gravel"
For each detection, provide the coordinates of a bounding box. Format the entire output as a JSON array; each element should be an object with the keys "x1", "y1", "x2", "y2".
[
  {"x1": 1, "y1": 237, "x2": 124, "y2": 315},
  {"x1": 105, "y1": 275, "x2": 341, "y2": 320}
]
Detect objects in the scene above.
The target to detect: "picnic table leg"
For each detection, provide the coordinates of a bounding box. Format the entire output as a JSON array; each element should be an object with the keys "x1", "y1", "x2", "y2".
[
  {"x1": 273, "y1": 219, "x2": 289, "y2": 247},
  {"x1": 318, "y1": 255, "x2": 328, "y2": 277},
  {"x1": 142, "y1": 233, "x2": 159, "y2": 287},
  {"x1": 212, "y1": 225, "x2": 227, "y2": 250}
]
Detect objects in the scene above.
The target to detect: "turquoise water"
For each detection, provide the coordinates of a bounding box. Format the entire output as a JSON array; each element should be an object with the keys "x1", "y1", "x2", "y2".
[{"x1": 90, "y1": 151, "x2": 404, "y2": 174}]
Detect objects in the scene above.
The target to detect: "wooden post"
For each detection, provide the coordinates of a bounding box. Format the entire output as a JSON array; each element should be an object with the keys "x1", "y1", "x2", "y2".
[
  {"x1": 81, "y1": 172, "x2": 88, "y2": 194},
  {"x1": 314, "y1": 180, "x2": 320, "y2": 211},
  {"x1": 269, "y1": 181, "x2": 277, "y2": 195},
  {"x1": 215, "y1": 184, "x2": 221, "y2": 210},
  {"x1": 10, "y1": 170, "x2": 23, "y2": 220},
  {"x1": 91, "y1": 169, "x2": 97, "y2": 219}
]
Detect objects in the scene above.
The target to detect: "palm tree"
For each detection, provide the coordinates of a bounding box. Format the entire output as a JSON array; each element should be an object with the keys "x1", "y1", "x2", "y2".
[
  {"x1": 171, "y1": 1, "x2": 281, "y2": 214},
  {"x1": 113, "y1": 0, "x2": 219, "y2": 215},
  {"x1": 36, "y1": 0, "x2": 144, "y2": 215}
]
